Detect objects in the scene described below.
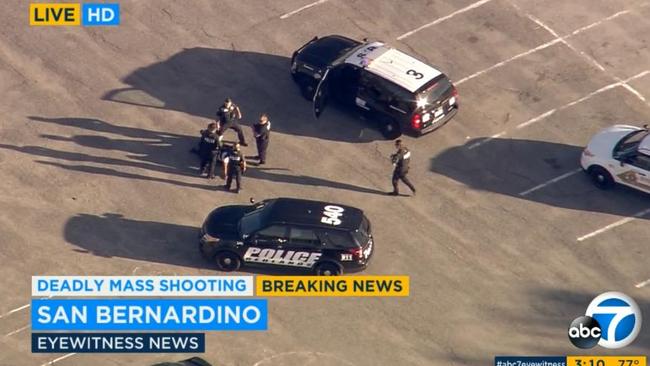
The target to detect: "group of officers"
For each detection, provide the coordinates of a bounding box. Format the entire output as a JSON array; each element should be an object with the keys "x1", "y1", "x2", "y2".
[
  {"x1": 196, "y1": 98, "x2": 270, "y2": 193},
  {"x1": 195, "y1": 97, "x2": 415, "y2": 196}
]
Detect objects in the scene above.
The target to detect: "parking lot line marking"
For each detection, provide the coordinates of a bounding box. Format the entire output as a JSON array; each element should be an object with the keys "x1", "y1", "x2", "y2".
[
  {"x1": 515, "y1": 109, "x2": 557, "y2": 129},
  {"x1": 468, "y1": 70, "x2": 649, "y2": 150},
  {"x1": 0, "y1": 304, "x2": 30, "y2": 320},
  {"x1": 280, "y1": 0, "x2": 329, "y2": 19},
  {"x1": 525, "y1": 12, "x2": 649, "y2": 105},
  {"x1": 467, "y1": 131, "x2": 506, "y2": 150},
  {"x1": 5, "y1": 324, "x2": 29, "y2": 337},
  {"x1": 456, "y1": 38, "x2": 563, "y2": 85},
  {"x1": 455, "y1": 8, "x2": 634, "y2": 85},
  {"x1": 636, "y1": 279, "x2": 650, "y2": 288},
  {"x1": 621, "y1": 83, "x2": 648, "y2": 103},
  {"x1": 519, "y1": 168, "x2": 582, "y2": 196},
  {"x1": 577, "y1": 207, "x2": 650, "y2": 242},
  {"x1": 40, "y1": 353, "x2": 77, "y2": 366},
  {"x1": 396, "y1": 0, "x2": 494, "y2": 40}
]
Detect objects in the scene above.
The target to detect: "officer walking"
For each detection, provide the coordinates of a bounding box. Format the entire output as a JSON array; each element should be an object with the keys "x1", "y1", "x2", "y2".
[
  {"x1": 198, "y1": 122, "x2": 220, "y2": 176},
  {"x1": 389, "y1": 139, "x2": 416, "y2": 196},
  {"x1": 252, "y1": 113, "x2": 271, "y2": 165},
  {"x1": 216, "y1": 98, "x2": 247, "y2": 146},
  {"x1": 222, "y1": 142, "x2": 247, "y2": 193}
]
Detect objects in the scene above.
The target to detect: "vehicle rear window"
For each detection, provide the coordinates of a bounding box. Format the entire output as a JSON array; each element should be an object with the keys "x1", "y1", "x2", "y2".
[
  {"x1": 418, "y1": 75, "x2": 452, "y2": 102},
  {"x1": 351, "y1": 216, "x2": 370, "y2": 245}
]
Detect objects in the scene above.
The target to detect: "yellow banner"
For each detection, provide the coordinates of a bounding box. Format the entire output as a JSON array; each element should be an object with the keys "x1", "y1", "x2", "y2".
[
  {"x1": 30, "y1": 3, "x2": 81, "y2": 26},
  {"x1": 567, "y1": 356, "x2": 646, "y2": 366},
  {"x1": 255, "y1": 275, "x2": 409, "y2": 297}
]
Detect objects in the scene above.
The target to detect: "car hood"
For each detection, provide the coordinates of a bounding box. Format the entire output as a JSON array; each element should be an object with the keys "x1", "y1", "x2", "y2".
[
  {"x1": 203, "y1": 205, "x2": 250, "y2": 239},
  {"x1": 586, "y1": 124, "x2": 642, "y2": 157}
]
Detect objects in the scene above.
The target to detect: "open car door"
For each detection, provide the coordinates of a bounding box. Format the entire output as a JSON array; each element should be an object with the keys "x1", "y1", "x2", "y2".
[{"x1": 313, "y1": 67, "x2": 331, "y2": 118}]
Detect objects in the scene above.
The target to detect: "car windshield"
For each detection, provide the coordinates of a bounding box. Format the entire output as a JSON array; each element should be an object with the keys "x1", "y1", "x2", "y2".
[
  {"x1": 239, "y1": 201, "x2": 274, "y2": 236},
  {"x1": 333, "y1": 43, "x2": 368, "y2": 66},
  {"x1": 615, "y1": 129, "x2": 650, "y2": 157}
]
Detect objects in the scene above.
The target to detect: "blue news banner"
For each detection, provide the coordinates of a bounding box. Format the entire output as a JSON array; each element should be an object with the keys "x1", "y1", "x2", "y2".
[{"x1": 31, "y1": 299, "x2": 267, "y2": 353}]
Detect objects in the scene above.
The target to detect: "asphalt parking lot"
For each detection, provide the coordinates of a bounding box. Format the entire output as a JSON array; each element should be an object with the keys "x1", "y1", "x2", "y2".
[{"x1": 1, "y1": 0, "x2": 649, "y2": 365}]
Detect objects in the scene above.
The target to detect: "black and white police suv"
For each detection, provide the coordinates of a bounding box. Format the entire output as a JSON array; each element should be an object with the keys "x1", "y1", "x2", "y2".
[
  {"x1": 290, "y1": 35, "x2": 459, "y2": 139},
  {"x1": 199, "y1": 198, "x2": 374, "y2": 275}
]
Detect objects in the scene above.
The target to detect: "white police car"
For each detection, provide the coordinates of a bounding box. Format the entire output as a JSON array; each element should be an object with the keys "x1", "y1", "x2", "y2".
[{"x1": 581, "y1": 124, "x2": 650, "y2": 193}]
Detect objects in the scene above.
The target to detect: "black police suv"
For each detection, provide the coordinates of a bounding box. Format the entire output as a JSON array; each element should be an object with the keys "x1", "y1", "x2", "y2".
[
  {"x1": 290, "y1": 35, "x2": 459, "y2": 139},
  {"x1": 199, "y1": 198, "x2": 374, "y2": 275}
]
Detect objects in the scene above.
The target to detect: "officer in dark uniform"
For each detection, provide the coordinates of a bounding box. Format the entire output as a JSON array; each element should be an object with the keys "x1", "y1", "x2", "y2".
[
  {"x1": 198, "y1": 123, "x2": 220, "y2": 176},
  {"x1": 222, "y1": 143, "x2": 247, "y2": 193},
  {"x1": 216, "y1": 98, "x2": 247, "y2": 146},
  {"x1": 252, "y1": 113, "x2": 271, "y2": 165},
  {"x1": 389, "y1": 139, "x2": 416, "y2": 196}
]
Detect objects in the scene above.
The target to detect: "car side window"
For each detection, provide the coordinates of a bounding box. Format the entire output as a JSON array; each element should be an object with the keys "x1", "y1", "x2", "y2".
[
  {"x1": 320, "y1": 230, "x2": 354, "y2": 247},
  {"x1": 630, "y1": 154, "x2": 650, "y2": 171},
  {"x1": 256, "y1": 225, "x2": 288, "y2": 240},
  {"x1": 360, "y1": 72, "x2": 408, "y2": 108},
  {"x1": 360, "y1": 71, "x2": 384, "y2": 99},
  {"x1": 288, "y1": 226, "x2": 320, "y2": 246},
  {"x1": 380, "y1": 79, "x2": 412, "y2": 112}
]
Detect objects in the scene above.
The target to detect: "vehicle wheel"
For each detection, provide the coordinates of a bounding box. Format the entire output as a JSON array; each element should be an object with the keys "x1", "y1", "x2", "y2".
[
  {"x1": 589, "y1": 166, "x2": 615, "y2": 190},
  {"x1": 214, "y1": 251, "x2": 241, "y2": 272},
  {"x1": 300, "y1": 83, "x2": 315, "y2": 101},
  {"x1": 380, "y1": 118, "x2": 402, "y2": 140},
  {"x1": 314, "y1": 262, "x2": 341, "y2": 276}
]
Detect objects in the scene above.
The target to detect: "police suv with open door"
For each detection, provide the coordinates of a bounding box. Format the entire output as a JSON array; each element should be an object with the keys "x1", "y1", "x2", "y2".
[
  {"x1": 290, "y1": 35, "x2": 459, "y2": 139},
  {"x1": 199, "y1": 198, "x2": 374, "y2": 275},
  {"x1": 581, "y1": 124, "x2": 650, "y2": 193}
]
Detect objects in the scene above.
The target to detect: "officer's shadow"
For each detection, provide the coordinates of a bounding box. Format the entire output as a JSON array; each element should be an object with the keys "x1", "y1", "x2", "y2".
[
  {"x1": 3, "y1": 116, "x2": 385, "y2": 194},
  {"x1": 245, "y1": 167, "x2": 386, "y2": 195}
]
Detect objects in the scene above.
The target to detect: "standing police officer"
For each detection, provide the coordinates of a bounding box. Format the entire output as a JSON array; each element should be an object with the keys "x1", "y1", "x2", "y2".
[
  {"x1": 389, "y1": 139, "x2": 416, "y2": 196},
  {"x1": 198, "y1": 122, "x2": 220, "y2": 176},
  {"x1": 222, "y1": 143, "x2": 247, "y2": 193},
  {"x1": 252, "y1": 113, "x2": 271, "y2": 165},
  {"x1": 216, "y1": 98, "x2": 247, "y2": 146}
]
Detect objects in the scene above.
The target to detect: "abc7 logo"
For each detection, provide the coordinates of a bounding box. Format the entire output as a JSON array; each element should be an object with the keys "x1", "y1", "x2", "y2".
[
  {"x1": 568, "y1": 316, "x2": 602, "y2": 349},
  {"x1": 568, "y1": 292, "x2": 642, "y2": 349}
]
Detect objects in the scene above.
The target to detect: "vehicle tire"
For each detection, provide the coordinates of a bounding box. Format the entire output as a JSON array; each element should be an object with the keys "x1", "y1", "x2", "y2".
[
  {"x1": 214, "y1": 251, "x2": 241, "y2": 272},
  {"x1": 314, "y1": 262, "x2": 341, "y2": 276},
  {"x1": 380, "y1": 118, "x2": 402, "y2": 140},
  {"x1": 588, "y1": 166, "x2": 615, "y2": 190},
  {"x1": 300, "y1": 83, "x2": 315, "y2": 101}
]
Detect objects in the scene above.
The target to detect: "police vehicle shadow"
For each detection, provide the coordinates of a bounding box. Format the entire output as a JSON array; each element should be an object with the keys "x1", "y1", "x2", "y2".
[
  {"x1": 430, "y1": 138, "x2": 650, "y2": 219},
  {"x1": 101, "y1": 47, "x2": 382, "y2": 142},
  {"x1": 64, "y1": 213, "x2": 208, "y2": 269},
  {"x1": 64, "y1": 213, "x2": 325, "y2": 275},
  {"x1": 507, "y1": 288, "x2": 650, "y2": 355}
]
